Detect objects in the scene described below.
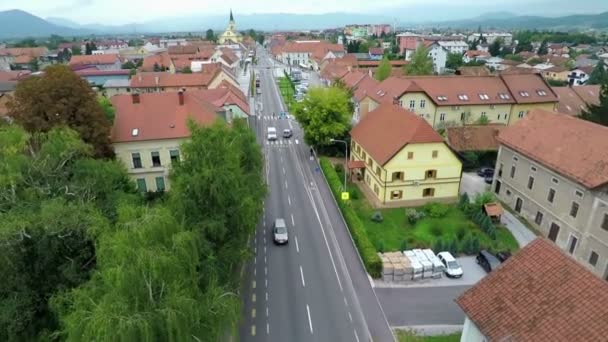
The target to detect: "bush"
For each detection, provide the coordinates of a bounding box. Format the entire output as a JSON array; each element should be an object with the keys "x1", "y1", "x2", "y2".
[
  {"x1": 376, "y1": 239, "x2": 386, "y2": 253},
  {"x1": 400, "y1": 240, "x2": 408, "y2": 252},
  {"x1": 459, "y1": 193, "x2": 470, "y2": 209},
  {"x1": 424, "y1": 202, "x2": 450, "y2": 218},
  {"x1": 461, "y1": 233, "x2": 481, "y2": 255},
  {"x1": 456, "y1": 226, "x2": 467, "y2": 240},
  {"x1": 371, "y1": 211, "x2": 384, "y2": 223},
  {"x1": 432, "y1": 238, "x2": 446, "y2": 253},
  {"x1": 334, "y1": 163, "x2": 344, "y2": 174},
  {"x1": 430, "y1": 225, "x2": 442, "y2": 237},
  {"x1": 446, "y1": 237, "x2": 458, "y2": 255},
  {"x1": 320, "y1": 158, "x2": 382, "y2": 278},
  {"x1": 474, "y1": 191, "x2": 496, "y2": 209},
  {"x1": 406, "y1": 208, "x2": 425, "y2": 224},
  {"x1": 349, "y1": 189, "x2": 359, "y2": 200}
]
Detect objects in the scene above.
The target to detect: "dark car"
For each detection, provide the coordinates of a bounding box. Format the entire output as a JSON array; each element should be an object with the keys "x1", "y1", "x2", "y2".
[
  {"x1": 476, "y1": 250, "x2": 501, "y2": 273},
  {"x1": 495, "y1": 251, "x2": 512, "y2": 263},
  {"x1": 477, "y1": 167, "x2": 495, "y2": 177},
  {"x1": 282, "y1": 129, "x2": 293, "y2": 138},
  {"x1": 484, "y1": 175, "x2": 494, "y2": 184}
]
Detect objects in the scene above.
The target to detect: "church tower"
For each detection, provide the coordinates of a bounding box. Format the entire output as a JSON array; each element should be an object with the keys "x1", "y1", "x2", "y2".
[{"x1": 218, "y1": 9, "x2": 243, "y2": 44}]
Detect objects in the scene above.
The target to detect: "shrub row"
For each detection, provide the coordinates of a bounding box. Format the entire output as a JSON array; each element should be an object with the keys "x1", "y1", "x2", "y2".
[
  {"x1": 459, "y1": 192, "x2": 497, "y2": 240},
  {"x1": 320, "y1": 158, "x2": 382, "y2": 278}
]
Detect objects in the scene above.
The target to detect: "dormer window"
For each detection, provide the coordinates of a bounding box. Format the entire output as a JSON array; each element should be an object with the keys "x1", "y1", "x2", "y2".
[
  {"x1": 131, "y1": 128, "x2": 139, "y2": 136},
  {"x1": 478, "y1": 93, "x2": 490, "y2": 100},
  {"x1": 536, "y1": 90, "x2": 547, "y2": 96},
  {"x1": 519, "y1": 91, "x2": 530, "y2": 97},
  {"x1": 457, "y1": 94, "x2": 469, "y2": 101},
  {"x1": 437, "y1": 96, "x2": 448, "y2": 101}
]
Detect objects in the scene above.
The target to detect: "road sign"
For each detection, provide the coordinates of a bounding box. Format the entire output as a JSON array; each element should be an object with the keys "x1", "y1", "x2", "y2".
[{"x1": 341, "y1": 192, "x2": 350, "y2": 201}]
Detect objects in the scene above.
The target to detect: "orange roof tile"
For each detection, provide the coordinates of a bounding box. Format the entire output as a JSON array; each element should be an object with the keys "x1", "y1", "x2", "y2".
[
  {"x1": 446, "y1": 124, "x2": 505, "y2": 152},
  {"x1": 368, "y1": 76, "x2": 422, "y2": 104},
  {"x1": 141, "y1": 52, "x2": 173, "y2": 72},
  {"x1": 456, "y1": 238, "x2": 608, "y2": 342},
  {"x1": 131, "y1": 65, "x2": 222, "y2": 88},
  {"x1": 572, "y1": 85, "x2": 600, "y2": 106},
  {"x1": 406, "y1": 76, "x2": 516, "y2": 106},
  {"x1": 483, "y1": 202, "x2": 503, "y2": 216},
  {"x1": 551, "y1": 86, "x2": 588, "y2": 116},
  {"x1": 0, "y1": 47, "x2": 47, "y2": 57},
  {"x1": 500, "y1": 74, "x2": 558, "y2": 104},
  {"x1": 498, "y1": 109, "x2": 608, "y2": 189},
  {"x1": 340, "y1": 70, "x2": 366, "y2": 89},
  {"x1": 69, "y1": 54, "x2": 120, "y2": 67},
  {"x1": 351, "y1": 103, "x2": 444, "y2": 166},
  {"x1": 353, "y1": 75, "x2": 379, "y2": 102},
  {"x1": 168, "y1": 45, "x2": 199, "y2": 55}
]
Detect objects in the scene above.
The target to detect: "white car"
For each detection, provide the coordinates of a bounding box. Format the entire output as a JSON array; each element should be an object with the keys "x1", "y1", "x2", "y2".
[
  {"x1": 437, "y1": 252, "x2": 463, "y2": 278},
  {"x1": 267, "y1": 127, "x2": 277, "y2": 141}
]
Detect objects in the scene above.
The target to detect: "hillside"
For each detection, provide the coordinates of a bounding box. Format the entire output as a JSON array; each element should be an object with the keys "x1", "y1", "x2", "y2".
[
  {"x1": 0, "y1": 10, "x2": 91, "y2": 39},
  {"x1": 432, "y1": 11, "x2": 608, "y2": 30}
]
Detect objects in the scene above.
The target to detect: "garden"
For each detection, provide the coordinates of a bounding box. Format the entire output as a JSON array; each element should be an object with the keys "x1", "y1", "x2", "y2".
[{"x1": 319, "y1": 158, "x2": 519, "y2": 278}]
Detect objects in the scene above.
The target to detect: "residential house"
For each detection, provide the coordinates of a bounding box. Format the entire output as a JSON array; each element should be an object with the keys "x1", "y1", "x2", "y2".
[
  {"x1": 437, "y1": 41, "x2": 468, "y2": 55},
  {"x1": 455, "y1": 66, "x2": 491, "y2": 76},
  {"x1": 69, "y1": 54, "x2": 122, "y2": 71},
  {"x1": 83, "y1": 40, "x2": 128, "y2": 51},
  {"x1": 130, "y1": 65, "x2": 238, "y2": 92},
  {"x1": 103, "y1": 79, "x2": 131, "y2": 97},
  {"x1": 350, "y1": 103, "x2": 462, "y2": 206},
  {"x1": 397, "y1": 32, "x2": 421, "y2": 56},
  {"x1": 567, "y1": 67, "x2": 593, "y2": 86},
  {"x1": 141, "y1": 52, "x2": 176, "y2": 73},
  {"x1": 467, "y1": 32, "x2": 513, "y2": 45},
  {"x1": 552, "y1": 85, "x2": 599, "y2": 116},
  {"x1": 462, "y1": 50, "x2": 490, "y2": 64},
  {"x1": 370, "y1": 24, "x2": 391, "y2": 37},
  {"x1": 427, "y1": 42, "x2": 448, "y2": 73},
  {"x1": 158, "y1": 38, "x2": 188, "y2": 48},
  {"x1": 492, "y1": 109, "x2": 608, "y2": 279},
  {"x1": 0, "y1": 47, "x2": 48, "y2": 71},
  {"x1": 191, "y1": 81, "x2": 250, "y2": 119},
  {"x1": 542, "y1": 66, "x2": 570, "y2": 83},
  {"x1": 368, "y1": 47, "x2": 384, "y2": 60},
  {"x1": 445, "y1": 124, "x2": 505, "y2": 153},
  {"x1": 456, "y1": 238, "x2": 608, "y2": 342},
  {"x1": 111, "y1": 91, "x2": 225, "y2": 192},
  {"x1": 548, "y1": 43, "x2": 570, "y2": 56},
  {"x1": 485, "y1": 57, "x2": 506, "y2": 71},
  {"x1": 275, "y1": 40, "x2": 345, "y2": 70}
]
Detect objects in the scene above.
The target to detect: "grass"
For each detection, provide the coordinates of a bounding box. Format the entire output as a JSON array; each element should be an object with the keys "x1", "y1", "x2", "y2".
[
  {"x1": 278, "y1": 77, "x2": 295, "y2": 110},
  {"x1": 395, "y1": 330, "x2": 461, "y2": 342},
  {"x1": 343, "y1": 173, "x2": 519, "y2": 254}
]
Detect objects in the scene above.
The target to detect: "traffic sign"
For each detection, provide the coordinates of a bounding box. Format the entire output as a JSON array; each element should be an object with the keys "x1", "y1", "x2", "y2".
[{"x1": 341, "y1": 192, "x2": 350, "y2": 201}]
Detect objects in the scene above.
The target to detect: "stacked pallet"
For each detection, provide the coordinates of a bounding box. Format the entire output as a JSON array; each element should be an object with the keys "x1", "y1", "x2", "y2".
[{"x1": 378, "y1": 252, "x2": 413, "y2": 283}]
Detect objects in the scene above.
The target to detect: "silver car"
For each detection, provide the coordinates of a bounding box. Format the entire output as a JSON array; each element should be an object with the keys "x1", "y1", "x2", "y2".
[{"x1": 273, "y1": 218, "x2": 288, "y2": 245}]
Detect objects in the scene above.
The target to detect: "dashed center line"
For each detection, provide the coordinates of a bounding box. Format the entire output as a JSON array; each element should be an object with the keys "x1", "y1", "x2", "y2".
[
  {"x1": 300, "y1": 265, "x2": 306, "y2": 287},
  {"x1": 288, "y1": 195, "x2": 291, "y2": 206},
  {"x1": 295, "y1": 236, "x2": 300, "y2": 253},
  {"x1": 306, "y1": 305, "x2": 314, "y2": 334},
  {"x1": 291, "y1": 214, "x2": 295, "y2": 226}
]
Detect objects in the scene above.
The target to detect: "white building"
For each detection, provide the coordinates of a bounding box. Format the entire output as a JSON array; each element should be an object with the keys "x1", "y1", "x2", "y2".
[
  {"x1": 159, "y1": 39, "x2": 188, "y2": 48},
  {"x1": 437, "y1": 41, "x2": 468, "y2": 55},
  {"x1": 428, "y1": 43, "x2": 448, "y2": 73},
  {"x1": 485, "y1": 57, "x2": 506, "y2": 71},
  {"x1": 568, "y1": 68, "x2": 591, "y2": 86},
  {"x1": 467, "y1": 32, "x2": 513, "y2": 45}
]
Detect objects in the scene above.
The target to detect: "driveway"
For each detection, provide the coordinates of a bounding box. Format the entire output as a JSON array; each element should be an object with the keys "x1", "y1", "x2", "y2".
[{"x1": 460, "y1": 172, "x2": 489, "y2": 197}]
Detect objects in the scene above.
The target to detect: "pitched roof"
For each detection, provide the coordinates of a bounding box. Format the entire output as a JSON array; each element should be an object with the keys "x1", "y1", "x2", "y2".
[
  {"x1": 111, "y1": 91, "x2": 222, "y2": 143},
  {"x1": 168, "y1": 45, "x2": 199, "y2": 55},
  {"x1": 551, "y1": 86, "x2": 588, "y2": 116},
  {"x1": 456, "y1": 238, "x2": 608, "y2": 342},
  {"x1": 141, "y1": 52, "x2": 173, "y2": 72},
  {"x1": 572, "y1": 85, "x2": 600, "y2": 106},
  {"x1": 75, "y1": 69, "x2": 130, "y2": 77},
  {"x1": 498, "y1": 109, "x2": 608, "y2": 189},
  {"x1": 131, "y1": 67, "x2": 220, "y2": 88},
  {"x1": 320, "y1": 62, "x2": 349, "y2": 81},
  {"x1": 464, "y1": 50, "x2": 490, "y2": 58},
  {"x1": 340, "y1": 70, "x2": 366, "y2": 89},
  {"x1": 368, "y1": 76, "x2": 421, "y2": 104},
  {"x1": 0, "y1": 70, "x2": 31, "y2": 82},
  {"x1": 369, "y1": 47, "x2": 384, "y2": 55},
  {"x1": 456, "y1": 66, "x2": 491, "y2": 76},
  {"x1": 446, "y1": 124, "x2": 506, "y2": 152},
  {"x1": 500, "y1": 74, "x2": 558, "y2": 104},
  {"x1": 405, "y1": 76, "x2": 515, "y2": 106},
  {"x1": 353, "y1": 75, "x2": 379, "y2": 102},
  {"x1": 0, "y1": 47, "x2": 47, "y2": 57},
  {"x1": 69, "y1": 54, "x2": 120, "y2": 67},
  {"x1": 351, "y1": 103, "x2": 444, "y2": 166},
  {"x1": 191, "y1": 83, "x2": 249, "y2": 115}
]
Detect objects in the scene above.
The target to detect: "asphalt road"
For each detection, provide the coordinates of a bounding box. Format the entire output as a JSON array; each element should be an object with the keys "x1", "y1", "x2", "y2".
[{"x1": 238, "y1": 48, "x2": 394, "y2": 342}]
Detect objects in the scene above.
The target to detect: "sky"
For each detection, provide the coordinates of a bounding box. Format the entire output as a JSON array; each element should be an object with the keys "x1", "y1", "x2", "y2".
[{"x1": 1, "y1": 0, "x2": 606, "y2": 25}]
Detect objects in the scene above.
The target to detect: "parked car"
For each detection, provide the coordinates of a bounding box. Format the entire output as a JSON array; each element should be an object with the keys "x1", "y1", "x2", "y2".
[
  {"x1": 495, "y1": 251, "x2": 512, "y2": 262},
  {"x1": 476, "y1": 250, "x2": 501, "y2": 273},
  {"x1": 273, "y1": 218, "x2": 288, "y2": 245},
  {"x1": 283, "y1": 129, "x2": 293, "y2": 138},
  {"x1": 267, "y1": 127, "x2": 277, "y2": 141},
  {"x1": 437, "y1": 251, "x2": 463, "y2": 278},
  {"x1": 484, "y1": 175, "x2": 494, "y2": 184},
  {"x1": 477, "y1": 167, "x2": 495, "y2": 177}
]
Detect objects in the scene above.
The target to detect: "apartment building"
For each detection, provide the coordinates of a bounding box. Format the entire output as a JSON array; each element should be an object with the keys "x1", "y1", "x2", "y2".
[{"x1": 493, "y1": 109, "x2": 608, "y2": 280}]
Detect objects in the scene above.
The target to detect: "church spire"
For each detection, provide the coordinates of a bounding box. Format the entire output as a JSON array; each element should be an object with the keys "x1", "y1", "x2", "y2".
[{"x1": 230, "y1": 9, "x2": 234, "y2": 22}]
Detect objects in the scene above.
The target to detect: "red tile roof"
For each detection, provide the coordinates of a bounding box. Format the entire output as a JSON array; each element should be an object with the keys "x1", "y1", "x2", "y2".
[
  {"x1": 353, "y1": 75, "x2": 379, "y2": 102},
  {"x1": 320, "y1": 62, "x2": 349, "y2": 81},
  {"x1": 464, "y1": 50, "x2": 490, "y2": 58},
  {"x1": 111, "y1": 91, "x2": 222, "y2": 143},
  {"x1": 456, "y1": 238, "x2": 608, "y2": 342},
  {"x1": 572, "y1": 85, "x2": 600, "y2": 107},
  {"x1": 141, "y1": 52, "x2": 173, "y2": 72},
  {"x1": 168, "y1": 45, "x2": 199, "y2": 55},
  {"x1": 0, "y1": 70, "x2": 31, "y2": 82},
  {"x1": 191, "y1": 86, "x2": 249, "y2": 115},
  {"x1": 369, "y1": 47, "x2": 384, "y2": 55},
  {"x1": 13, "y1": 55, "x2": 33, "y2": 64},
  {"x1": 340, "y1": 70, "x2": 367, "y2": 89},
  {"x1": 69, "y1": 54, "x2": 120, "y2": 67},
  {"x1": 368, "y1": 76, "x2": 421, "y2": 104},
  {"x1": 406, "y1": 76, "x2": 516, "y2": 106},
  {"x1": 75, "y1": 69, "x2": 130, "y2": 77},
  {"x1": 351, "y1": 103, "x2": 444, "y2": 166},
  {"x1": 0, "y1": 47, "x2": 47, "y2": 57},
  {"x1": 551, "y1": 86, "x2": 590, "y2": 116},
  {"x1": 446, "y1": 124, "x2": 506, "y2": 152},
  {"x1": 131, "y1": 67, "x2": 221, "y2": 89},
  {"x1": 500, "y1": 74, "x2": 558, "y2": 104},
  {"x1": 498, "y1": 109, "x2": 608, "y2": 189}
]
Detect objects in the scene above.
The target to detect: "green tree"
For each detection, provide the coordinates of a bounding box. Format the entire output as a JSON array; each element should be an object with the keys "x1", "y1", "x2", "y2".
[
  {"x1": 121, "y1": 61, "x2": 136, "y2": 69},
  {"x1": 206, "y1": 29, "x2": 216, "y2": 42},
  {"x1": 375, "y1": 55, "x2": 391, "y2": 81},
  {"x1": 537, "y1": 39, "x2": 548, "y2": 55},
  {"x1": 71, "y1": 45, "x2": 82, "y2": 56},
  {"x1": 7, "y1": 65, "x2": 114, "y2": 158},
  {"x1": 588, "y1": 60, "x2": 608, "y2": 85},
  {"x1": 446, "y1": 52, "x2": 464, "y2": 70},
  {"x1": 488, "y1": 38, "x2": 502, "y2": 57},
  {"x1": 358, "y1": 41, "x2": 370, "y2": 53},
  {"x1": 579, "y1": 82, "x2": 608, "y2": 126},
  {"x1": 515, "y1": 38, "x2": 533, "y2": 53},
  {"x1": 404, "y1": 46, "x2": 434, "y2": 76},
  {"x1": 292, "y1": 86, "x2": 352, "y2": 147},
  {"x1": 98, "y1": 96, "x2": 115, "y2": 123},
  {"x1": 28, "y1": 58, "x2": 39, "y2": 71}
]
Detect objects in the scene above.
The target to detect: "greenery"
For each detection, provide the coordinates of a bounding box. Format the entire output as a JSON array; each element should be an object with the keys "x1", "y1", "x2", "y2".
[
  {"x1": 292, "y1": 86, "x2": 352, "y2": 148},
  {"x1": 446, "y1": 52, "x2": 464, "y2": 70},
  {"x1": 319, "y1": 158, "x2": 382, "y2": 278},
  {"x1": 278, "y1": 77, "x2": 295, "y2": 110},
  {"x1": 98, "y1": 96, "x2": 115, "y2": 123},
  {"x1": 537, "y1": 39, "x2": 548, "y2": 55},
  {"x1": 205, "y1": 29, "x2": 217, "y2": 42},
  {"x1": 546, "y1": 79, "x2": 568, "y2": 87},
  {"x1": 7, "y1": 65, "x2": 114, "y2": 158},
  {"x1": 396, "y1": 329, "x2": 461, "y2": 342},
  {"x1": 375, "y1": 55, "x2": 391, "y2": 81},
  {"x1": 488, "y1": 38, "x2": 502, "y2": 57},
  {"x1": 514, "y1": 30, "x2": 597, "y2": 46},
  {"x1": 404, "y1": 46, "x2": 434, "y2": 75},
  {"x1": 580, "y1": 81, "x2": 608, "y2": 126},
  {"x1": 503, "y1": 54, "x2": 524, "y2": 62},
  {"x1": 588, "y1": 60, "x2": 608, "y2": 85}
]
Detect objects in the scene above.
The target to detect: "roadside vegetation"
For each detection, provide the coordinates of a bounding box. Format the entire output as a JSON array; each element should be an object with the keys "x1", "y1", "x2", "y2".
[
  {"x1": 396, "y1": 329, "x2": 461, "y2": 342},
  {"x1": 278, "y1": 75, "x2": 296, "y2": 110}
]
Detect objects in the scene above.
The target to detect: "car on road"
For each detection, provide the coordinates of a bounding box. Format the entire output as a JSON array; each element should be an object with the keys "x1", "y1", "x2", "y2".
[
  {"x1": 282, "y1": 129, "x2": 293, "y2": 138},
  {"x1": 437, "y1": 252, "x2": 463, "y2": 278},
  {"x1": 476, "y1": 250, "x2": 501, "y2": 273},
  {"x1": 267, "y1": 127, "x2": 277, "y2": 141},
  {"x1": 273, "y1": 218, "x2": 288, "y2": 245},
  {"x1": 477, "y1": 167, "x2": 494, "y2": 177}
]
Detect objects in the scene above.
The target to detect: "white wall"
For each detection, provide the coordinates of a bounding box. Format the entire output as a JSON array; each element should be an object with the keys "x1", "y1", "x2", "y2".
[{"x1": 461, "y1": 317, "x2": 486, "y2": 342}]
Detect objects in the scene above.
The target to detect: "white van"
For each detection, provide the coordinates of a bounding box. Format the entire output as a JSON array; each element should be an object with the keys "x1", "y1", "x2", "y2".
[{"x1": 267, "y1": 127, "x2": 277, "y2": 141}]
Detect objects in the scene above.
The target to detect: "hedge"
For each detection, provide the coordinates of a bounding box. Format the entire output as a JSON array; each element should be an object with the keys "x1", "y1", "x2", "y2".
[{"x1": 319, "y1": 158, "x2": 382, "y2": 278}]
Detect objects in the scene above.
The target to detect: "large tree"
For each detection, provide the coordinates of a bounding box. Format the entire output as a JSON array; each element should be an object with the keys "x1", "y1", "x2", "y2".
[
  {"x1": 579, "y1": 82, "x2": 608, "y2": 126},
  {"x1": 488, "y1": 38, "x2": 502, "y2": 57},
  {"x1": 206, "y1": 29, "x2": 216, "y2": 42},
  {"x1": 404, "y1": 46, "x2": 434, "y2": 76},
  {"x1": 446, "y1": 52, "x2": 464, "y2": 70},
  {"x1": 588, "y1": 60, "x2": 608, "y2": 85},
  {"x1": 7, "y1": 65, "x2": 114, "y2": 158},
  {"x1": 375, "y1": 55, "x2": 391, "y2": 81},
  {"x1": 292, "y1": 86, "x2": 352, "y2": 147},
  {"x1": 537, "y1": 39, "x2": 549, "y2": 55}
]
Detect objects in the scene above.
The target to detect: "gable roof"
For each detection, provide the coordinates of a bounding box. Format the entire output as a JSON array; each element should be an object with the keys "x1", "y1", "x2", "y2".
[
  {"x1": 369, "y1": 47, "x2": 384, "y2": 55},
  {"x1": 340, "y1": 70, "x2": 366, "y2": 89},
  {"x1": 350, "y1": 103, "x2": 444, "y2": 166},
  {"x1": 406, "y1": 76, "x2": 516, "y2": 106},
  {"x1": 572, "y1": 85, "x2": 600, "y2": 107},
  {"x1": 551, "y1": 86, "x2": 588, "y2": 116},
  {"x1": 353, "y1": 75, "x2": 379, "y2": 102},
  {"x1": 69, "y1": 54, "x2": 120, "y2": 67},
  {"x1": 498, "y1": 109, "x2": 608, "y2": 189},
  {"x1": 0, "y1": 47, "x2": 48, "y2": 58},
  {"x1": 500, "y1": 74, "x2": 558, "y2": 104},
  {"x1": 320, "y1": 62, "x2": 349, "y2": 81},
  {"x1": 446, "y1": 124, "x2": 505, "y2": 152},
  {"x1": 131, "y1": 67, "x2": 221, "y2": 88},
  {"x1": 111, "y1": 91, "x2": 222, "y2": 143},
  {"x1": 368, "y1": 76, "x2": 422, "y2": 104},
  {"x1": 141, "y1": 52, "x2": 173, "y2": 72},
  {"x1": 191, "y1": 85, "x2": 250, "y2": 114},
  {"x1": 168, "y1": 45, "x2": 199, "y2": 55},
  {"x1": 456, "y1": 238, "x2": 608, "y2": 342}
]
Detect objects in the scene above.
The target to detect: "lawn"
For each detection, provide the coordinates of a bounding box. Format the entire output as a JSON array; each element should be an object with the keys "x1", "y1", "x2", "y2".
[
  {"x1": 396, "y1": 330, "x2": 461, "y2": 342},
  {"x1": 278, "y1": 77, "x2": 295, "y2": 110}
]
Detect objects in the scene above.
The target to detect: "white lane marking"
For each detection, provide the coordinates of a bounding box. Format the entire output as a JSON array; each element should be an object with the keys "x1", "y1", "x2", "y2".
[
  {"x1": 354, "y1": 330, "x2": 360, "y2": 342},
  {"x1": 254, "y1": 246, "x2": 257, "y2": 254},
  {"x1": 265, "y1": 278, "x2": 268, "y2": 288},
  {"x1": 264, "y1": 255, "x2": 267, "y2": 264},
  {"x1": 254, "y1": 256, "x2": 257, "y2": 265},
  {"x1": 253, "y1": 280, "x2": 256, "y2": 289},
  {"x1": 265, "y1": 292, "x2": 268, "y2": 301},
  {"x1": 282, "y1": 167, "x2": 286, "y2": 175},
  {"x1": 295, "y1": 236, "x2": 300, "y2": 253},
  {"x1": 285, "y1": 180, "x2": 288, "y2": 189},
  {"x1": 300, "y1": 265, "x2": 306, "y2": 287},
  {"x1": 267, "y1": 323, "x2": 270, "y2": 335},
  {"x1": 306, "y1": 305, "x2": 314, "y2": 334},
  {"x1": 288, "y1": 195, "x2": 291, "y2": 206},
  {"x1": 254, "y1": 268, "x2": 256, "y2": 276},
  {"x1": 291, "y1": 214, "x2": 295, "y2": 226},
  {"x1": 288, "y1": 140, "x2": 292, "y2": 144},
  {"x1": 264, "y1": 246, "x2": 266, "y2": 254},
  {"x1": 295, "y1": 139, "x2": 299, "y2": 145},
  {"x1": 264, "y1": 266, "x2": 267, "y2": 276},
  {"x1": 344, "y1": 297, "x2": 348, "y2": 306},
  {"x1": 266, "y1": 307, "x2": 269, "y2": 317},
  {"x1": 348, "y1": 312, "x2": 353, "y2": 322}
]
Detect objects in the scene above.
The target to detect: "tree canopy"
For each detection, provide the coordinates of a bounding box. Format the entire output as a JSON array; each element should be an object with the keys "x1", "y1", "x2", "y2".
[
  {"x1": 375, "y1": 55, "x2": 391, "y2": 81},
  {"x1": 7, "y1": 65, "x2": 114, "y2": 158},
  {"x1": 404, "y1": 46, "x2": 434, "y2": 76},
  {"x1": 488, "y1": 38, "x2": 502, "y2": 57},
  {"x1": 537, "y1": 39, "x2": 548, "y2": 55},
  {"x1": 446, "y1": 52, "x2": 464, "y2": 70},
  {"x1": 588, "y1": 60, "x2": 608, "y2": 85},
  {"x1": 579, "y1": 82, "x2": 608, "y2": 126}
]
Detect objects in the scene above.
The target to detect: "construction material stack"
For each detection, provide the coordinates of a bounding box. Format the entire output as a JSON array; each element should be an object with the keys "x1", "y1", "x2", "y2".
[
  {"x1": 403, "y1": 250, "x2": 423, "y2": 280},
  {"x1": 423, "y1": 248, "x2": 444, "y2": 278},
  {"x1": 413, "y1": 249, "x2": 434, "y2": 278}
]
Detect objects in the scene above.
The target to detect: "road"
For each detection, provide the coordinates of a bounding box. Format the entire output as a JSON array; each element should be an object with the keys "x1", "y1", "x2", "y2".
[{"x1": 239, "y1": 47, "x2": 394, "y2": 342}]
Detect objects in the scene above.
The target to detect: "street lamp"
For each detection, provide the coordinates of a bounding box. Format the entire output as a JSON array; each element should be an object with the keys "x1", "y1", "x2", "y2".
[{"x1": 330, "y1": 138, "x2": 348, "y2": 192}]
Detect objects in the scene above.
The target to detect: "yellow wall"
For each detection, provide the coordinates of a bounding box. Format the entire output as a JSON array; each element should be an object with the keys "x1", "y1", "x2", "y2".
[
  {"x1": 113, "y1": 138, "x2": 184, "y2": 192},
  {"x1": 359, "y1": 97, "x2": 379, "y2": 120},
  {"x1": 351, "y1": 140, "x2": 462, "y2": 205},
  {"x1": 508, "y1": 102, "x2": 555, "y2": 125},
  {"x1": 543, "y1": 70, "x2": 569, "y2": 82},
  {"x1": 208, "y1": 71, "x2": 239, "y2": 89},
  {"x1": 399, "y1": 93, "x2": 436, "y2": 126}
]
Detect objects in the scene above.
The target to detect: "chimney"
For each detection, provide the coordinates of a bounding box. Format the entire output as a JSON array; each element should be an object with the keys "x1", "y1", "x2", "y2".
[
  {"x1": 132, "y1": 93, "x2": 140, "y2": 104},
  {"x1": 178, "y1": 90, "x2": 184, "y2": 106}
]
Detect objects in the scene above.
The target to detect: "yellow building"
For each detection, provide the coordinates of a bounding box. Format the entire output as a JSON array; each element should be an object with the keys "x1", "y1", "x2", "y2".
[
  {"x1": 218, "y1": 10, "x2": 243, "y2": 45},
  {"x1": 355, "y1": 74, "x2": 558, "y2": 129},
  {"x1": 350, "y1": 103, "x2": 462, "y2": 206}
]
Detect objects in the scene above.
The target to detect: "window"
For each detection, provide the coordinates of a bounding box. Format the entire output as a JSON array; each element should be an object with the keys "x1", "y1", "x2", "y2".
[
  {"x1": 420, "y1": 100, "x2": 426, "y2": 108},
  {"x1": 390, "y1": 190, "x2": 403, "y2": 200},
  {"x1": 547, "y1": 188, "x2": 556, "y2": 203},
  {"x1": 510, "y1": 165, "x2": 516, "y2": 178},
  {"x1": 440, "y1": 113, "x2": 446, "y2": 121},
  {"x1": 422, "y1": 188, "x2": 435, "y2": 197},
  {"x1": 460, "y1": 112, "x2": 466, "y2": 121},
  {"x1": 432, "y1": 150, "x2": 438, "y2": 158},
  {"x1": 375, "y1": 166, "x2": 381, "y2": 177},
  {"x1": 155, "y1": 176, "x2": 166, "y2": 191},
  {"x1": 551, "y1": 177, "x2": 559, "y2": 184},
  {"x1": 409, "y1": 100, "x2": 415, "y2": 108},
  {"x1": 425, "y1": 170, "x2": 437, "y2": 179},
  {"x1": 527, "y1": 176, "x2": 534, "y2": 190},
  {"x1": 151, "y1": 151, "x2": 161, "y2": 167},
  {"x1": 518, "y1": 111, "x2": 525, "y2": 118},
  {"x1": 407, "y1": 152, "x2": 414, "y2": 160},
  {"x1": 589, "y1": 251, "x2": 599, "y2": 267},
  {"x1": 136, "y1": 178, "x2": 147, "y2": 192},
  {"x1": 481, "y1": 111, "x2": 487, "y2": 118},
  {"x1": 568, "y1": 235, "x2": 578, "y2": 254},
  {"x1": 570, "y1": 202, "x2": 579, "y2": 218},
  {"x1": 170, "y1": 149, "x2": 180, "y2": 164},
  {"x1": 575, "y1": 190, "x2": 584, "y2": 198},
  {"x1": 506, "y1": 189, "x2": 512, "y2": 196},
  {"x1": 498, "y1": 163, "x2": 503, "y2": 177},
  {"x1": 362, "y1": 151, "x2": 367, "y2": 160},
  {"x1": 513, "y1": 156, "x2": 518, "y2": 162},
  {"x1": 392, "y1": 172, "x2": 404, "y2": 181},
  {"x1": 535, "y1": 211, "x2": 543, "y2": 225},
  {"x1": 530, "y1": 166, "x2": 537, "y2": 172},
  {"x1": 132, "y1": 152, "x2": 142, "y2": 169},
  {"x1": 602, "y1": 214, "x2": 608, "y2": 231}
]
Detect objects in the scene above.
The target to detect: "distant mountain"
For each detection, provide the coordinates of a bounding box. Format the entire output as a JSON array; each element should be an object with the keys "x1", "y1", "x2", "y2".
[
  {"x1": 0, "y1": 10, "x2": 92, "y2": 39},
  {"x1": 431, "y1": 11, "x2": 608, "y2": 30},
  {"x1": 46, "y1": 16, "x2": 81, "y2": 29}
]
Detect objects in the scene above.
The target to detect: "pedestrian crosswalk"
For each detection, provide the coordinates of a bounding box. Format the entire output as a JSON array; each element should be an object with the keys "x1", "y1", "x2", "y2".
[
  {"x1": 257, "y1": 115, "x2": 291, "y2": 120},
  {"x1": 265, "y1": 139, "x2": 298, "y2": 147}
]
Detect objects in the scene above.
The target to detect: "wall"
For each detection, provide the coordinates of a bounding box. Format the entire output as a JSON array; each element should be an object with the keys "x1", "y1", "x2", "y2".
[
  {"x1": 399, "y1": 92, "x2": 437, "y2": 126},
  {"x1": 507, "y1": 102, "x2": 555, "y2": 125},
  {"x1": 433, "y1": 104, "x2": 511, "y2": 128},
  {"x1": 82, "y1": 74, "x2": 129, "y2": 87},
  {"x1": 358, "y1": 97, "x2": 379, "y2": 120},
  {"x1": 105, "y1": 86, "x2": 130, "y2": 98},
  {"x1": 208, "y1": 71, "x2": 239, "y2": 89},
  {"x1": 460, "y1": 317, "x2": 486, "y2": 342}
]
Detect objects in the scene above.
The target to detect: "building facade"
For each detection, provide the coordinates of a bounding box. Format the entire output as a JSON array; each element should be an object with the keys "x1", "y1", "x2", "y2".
[{"x1": 218, "y1": 10, "x2": 243, "y2": 44}]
